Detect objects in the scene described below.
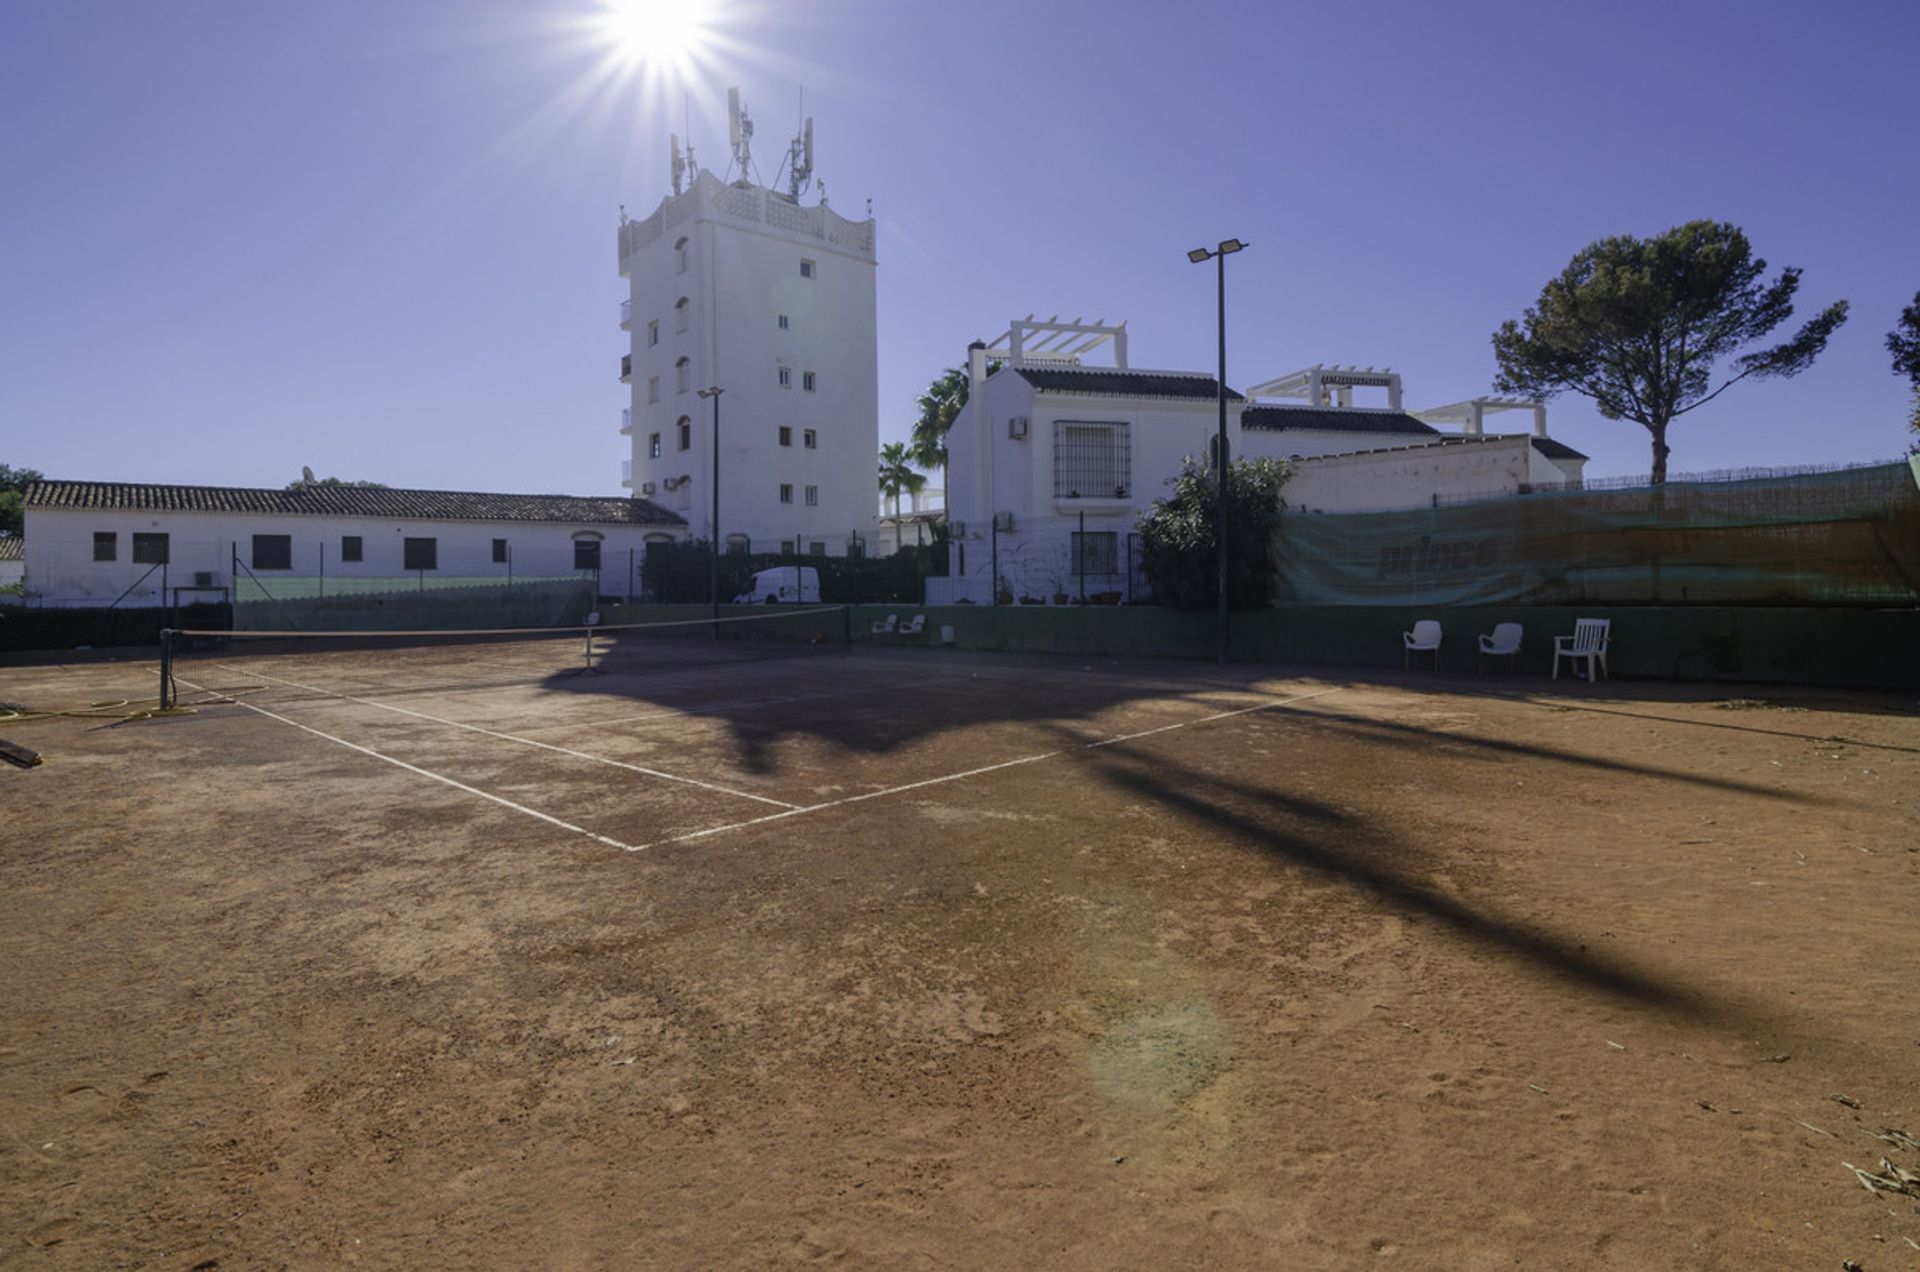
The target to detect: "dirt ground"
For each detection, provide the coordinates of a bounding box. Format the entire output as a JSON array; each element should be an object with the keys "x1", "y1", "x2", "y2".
[{"x1": 2, "y1": 642, "x2": 1917, "y2": 1269}]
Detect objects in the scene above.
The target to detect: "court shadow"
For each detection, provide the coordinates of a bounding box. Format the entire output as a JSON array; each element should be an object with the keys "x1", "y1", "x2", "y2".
[
  {"x1": 541, "y1": 643, "x2": 1288, "y2": 775},
  {"x1": 1062, "y1": 730, "x2": 1729, "y2": 1021}
]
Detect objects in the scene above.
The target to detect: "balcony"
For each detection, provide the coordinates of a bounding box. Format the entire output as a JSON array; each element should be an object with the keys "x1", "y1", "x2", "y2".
[
  {"x1": 621, "y1": 459, "x2": 633, "y2": 489},
  {"x1": 619, "y1": 298, "x2": 632, "y2": 330},
  {"x1": 620, "y1": 353, "x2": 632, "y2": 382},
  {"x1": 619, "y1": 407, "x2": 633, "y2": 436}
]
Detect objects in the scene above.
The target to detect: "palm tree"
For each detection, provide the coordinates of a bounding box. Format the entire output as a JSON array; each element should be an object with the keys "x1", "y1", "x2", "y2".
[
  {"x1": 877, "y1": 442, "x2": 926, "y2": 540},
  {"x1": 909, "y1": 367, "x2": 968, "y2": 475},
  {"x1": 908, "y1": 361, "x2": 999, "y2": 479}
]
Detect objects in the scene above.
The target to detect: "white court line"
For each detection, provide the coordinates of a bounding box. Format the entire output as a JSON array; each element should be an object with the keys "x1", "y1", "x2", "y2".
[
  {"x1": 630, "y1": 684, "x2": 1346, "y2": 853},
  {"x1": 171, "y1": 674, "x2": 639, "y2": 852},
  {"x1": 512, "y1": 673, "x2": 935, "y2": 735},
  {"x1": 207, "y1": 662, "x2": 800, "y2": 811}
]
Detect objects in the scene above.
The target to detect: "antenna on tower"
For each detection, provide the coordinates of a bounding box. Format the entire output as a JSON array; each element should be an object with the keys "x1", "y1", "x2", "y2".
[
  {"x1": 670, "y1": 133, "x2": 686, "y2": 196},
  {"x1": 681, "y1": 92, "x2": 696, "y2": 179},
  {"x1": 787, "y1": 116, "x2": 814, "y2": 201},
  {"x1": 726, "y1": 86, "x2": 754, "y2": 184}
]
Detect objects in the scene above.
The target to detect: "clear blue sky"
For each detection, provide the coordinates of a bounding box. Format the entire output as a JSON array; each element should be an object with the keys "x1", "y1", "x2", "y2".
[{"x1": 3, "y1": 0, "x2": 1915, "y2": 494}]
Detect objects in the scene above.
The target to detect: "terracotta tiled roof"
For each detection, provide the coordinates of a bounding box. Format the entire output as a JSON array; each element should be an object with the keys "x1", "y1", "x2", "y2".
[
  {"x1": 23, "y1": 481, "x2": 686, "y2": 527},
  {"x1": 0, "y1": 537, "x2": 22, "y2": 561},
  {"x1": 1242, "y1": 406, "x2": 1440, "y2": 436},
  {"x1": 1014, "y1": 366, "x2": 1242, "y2": 401}
]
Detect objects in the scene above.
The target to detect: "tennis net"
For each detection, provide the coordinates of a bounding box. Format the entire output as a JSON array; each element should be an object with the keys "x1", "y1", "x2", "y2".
[{"x1": 159, "y1": 606, "x2": 852, "y2": 709}]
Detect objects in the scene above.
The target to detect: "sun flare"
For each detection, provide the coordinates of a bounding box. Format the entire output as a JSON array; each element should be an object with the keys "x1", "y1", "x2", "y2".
[{"x1": 597, "y1": 0, "x2": 712, "y2": 71}]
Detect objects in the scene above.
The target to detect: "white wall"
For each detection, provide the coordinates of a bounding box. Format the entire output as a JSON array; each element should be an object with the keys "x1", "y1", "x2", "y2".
[
  {"x1": 622, "y1": 170, "x2": 879, "y2": 553},
  {"x1": 1282, "y1": 437, "x2": 1535, "y2": 514},
  {"x1": 942, "y1": 370, "x2": 1232, "y2": 602},
  {"x1": 23, "y1": 508, "x2": 683, "y2": 607}
]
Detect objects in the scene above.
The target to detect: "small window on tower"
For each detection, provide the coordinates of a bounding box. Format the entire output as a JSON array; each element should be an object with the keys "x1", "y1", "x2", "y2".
[
  {"x1": 674, "y1": 237, "x2": 688, "y2": 274},
  {"x1": 647, "y1": 320, "x2": 659, "y2": 347},
  {"x1": 648, "y1": 432, "x2": 662, "y2": 459},
  {"x1": 647, "y1": 375, "x2": 659, "y2": 404},
  {"x1": 777, "y1": 366, "x2": 791, "y2": 388},
  {"x1": 802, "y1": 371, "x2": 816, "y2": 392},
  {"x1": 674, "y1": 297, "x2": 690, "y2": 333},
  {"x1": 803, "y1": 428, "x2": 817, "y2": 449},
  {"x1": 777, "y1": 314, "x2": 790, "y2": 330},
  {"x1": 676, "y1": 357, "x2": 690, "y2": 393},
  {"x1": 799, "y1": 258, "x2": 815, "y2": 279},
  {"x1": 805, "y1": 485, "x2": 818, "y2": 507},
  {"x1": 778, "y1": 426, "x2": 792, "y2": 447},
  {"x1": 779, "y1": 484, "x2": 794, "y2": 504},
  {"x1": 678, "y1": 417, "x2": 692, "y2": 450}
]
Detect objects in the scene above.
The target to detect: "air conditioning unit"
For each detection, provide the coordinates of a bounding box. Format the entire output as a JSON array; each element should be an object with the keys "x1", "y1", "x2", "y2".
[
  {"x1": 194, "y1": 571, "x2": 217, "y2": 588},
  {"x1": 640, "y1": 481, "x2": 656, "y2": 495},
  {"x1": 993, "y1": 512, "x2": 1015, "y2": 532},
  {"x1": 1007, "y1": 416, "x2": 1029, "y2": 439}
]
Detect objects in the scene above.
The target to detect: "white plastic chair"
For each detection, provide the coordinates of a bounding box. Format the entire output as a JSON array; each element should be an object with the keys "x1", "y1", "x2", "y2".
[
  {"x1": 869, "y1": 613, "x2": 898, "y2": 635},
  {"x1": 1477, "y1": 622, "x2": 1523, "y2": 673},
  {"x1": 1403, "y1": 620, "x2": 1442, "y2": 670},
  {"x1": 899, "y1": 614, "x2": 926, "y2": 637},
  {"x1": 1552, "y1": 618, "x2": 1611, "y2": 681}
]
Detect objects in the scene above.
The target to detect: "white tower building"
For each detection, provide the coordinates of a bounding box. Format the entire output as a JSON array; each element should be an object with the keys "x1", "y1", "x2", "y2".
[{"x1": 617, "y1": 94, "x2": 878, "y2": 556}]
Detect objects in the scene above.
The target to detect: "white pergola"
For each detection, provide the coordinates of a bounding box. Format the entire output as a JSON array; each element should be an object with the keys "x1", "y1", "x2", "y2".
[
  {"x1": 1414, "y1": 396, "x2": 1548, "y2": 438},
  {"x1": 1244, "y1": 364, "x2": 1403, "y2": 411},
  {"x1": 984, "y1": 315, "x2": 1129, "y2": 368}
]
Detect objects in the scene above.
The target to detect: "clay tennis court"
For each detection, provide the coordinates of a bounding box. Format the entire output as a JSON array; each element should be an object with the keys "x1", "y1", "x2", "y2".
[{"x1": 3, "y1": 621, "x2": 1917, "y2": 1267}]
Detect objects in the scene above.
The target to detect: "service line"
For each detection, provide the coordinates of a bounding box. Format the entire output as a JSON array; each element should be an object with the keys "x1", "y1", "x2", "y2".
[
  {"x1": 171, "y1": 673, "x2": 640, "y2": 852},
  {"x1": 630, "y1": 684, "x2": 1347, "y2": 853},
  {"x1": 205, "y1": 662, "x2": 800, "y2": 810}
]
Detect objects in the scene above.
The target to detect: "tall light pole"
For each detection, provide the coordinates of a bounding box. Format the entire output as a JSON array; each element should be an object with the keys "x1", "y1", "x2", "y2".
[
  {"x1": 697, "y1": 385, "x2": 724, "y2": 627},
  {"x1": 1187, "y1": 238, "x2": 1247, "y2": 664}
]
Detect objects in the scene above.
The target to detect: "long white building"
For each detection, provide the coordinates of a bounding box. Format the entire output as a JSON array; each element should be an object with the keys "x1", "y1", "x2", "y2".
[
  {"x1": 617, "y1": 96, "x2": 878, "y2": 557},
  {"x1": 19, "y1": 481, "x2": 685, "y2": 608}
]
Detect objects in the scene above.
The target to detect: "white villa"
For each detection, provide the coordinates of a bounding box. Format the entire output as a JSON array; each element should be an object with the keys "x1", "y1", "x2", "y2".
[
  {"x1": 935, "y1": 317, "x2": 1588, "y2": 603},
  {"x1": 617, "y1": 90, "x2": 879, "y2": 557}
]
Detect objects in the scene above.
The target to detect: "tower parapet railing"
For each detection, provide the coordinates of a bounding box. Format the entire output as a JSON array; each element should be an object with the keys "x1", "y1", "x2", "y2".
[{"x1": 620, "y1": 171, "x2": 874, "y2": 268}]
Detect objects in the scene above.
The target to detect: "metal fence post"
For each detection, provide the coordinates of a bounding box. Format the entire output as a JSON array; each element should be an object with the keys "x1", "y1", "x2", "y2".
[{"x1": 1077, "y1": 509, "x2": 1086, "y2": 605}]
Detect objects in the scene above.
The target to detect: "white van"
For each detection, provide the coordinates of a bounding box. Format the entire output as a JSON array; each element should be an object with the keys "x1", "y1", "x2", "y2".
[{"x1": 732, "y1": 566, "x2": 821, "y2": 604}]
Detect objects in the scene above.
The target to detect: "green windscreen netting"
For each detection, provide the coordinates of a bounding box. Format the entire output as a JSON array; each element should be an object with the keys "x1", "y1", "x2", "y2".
[{"x1": 1273, "y1": 459, "x2": 1920, "y2": 607}]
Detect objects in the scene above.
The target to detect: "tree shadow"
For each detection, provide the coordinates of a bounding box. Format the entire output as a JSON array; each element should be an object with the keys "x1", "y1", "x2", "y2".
[{"x1": 1059, "y1": 727, "x2": 1737, "y2": 1022}]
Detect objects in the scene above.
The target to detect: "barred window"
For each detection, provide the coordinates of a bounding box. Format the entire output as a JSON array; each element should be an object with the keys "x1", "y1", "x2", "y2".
[
  {"x1": 1072, "y1": 531, "x2": 1119, "y2": 576},
  {"x1": 403, "y1": 537, "x2": 437, "y2": 571},
  {"x1": 341, "y1": 535, "x2": 363, "y2": 563},
  {"x1": 93, "y1": 531, "x2": 116, "y2": 561},
  {"x1": 1053, "y1": 421, "x2": 1131, "y2": 499},
  {"x1": 132, "y1": 532, "x2": 169, "y2": 564}
]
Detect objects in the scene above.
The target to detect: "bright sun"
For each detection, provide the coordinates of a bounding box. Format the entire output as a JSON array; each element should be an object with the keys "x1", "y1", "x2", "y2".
[{"x1": 597, "y1": 0, "x2": 711, "y2": 70}]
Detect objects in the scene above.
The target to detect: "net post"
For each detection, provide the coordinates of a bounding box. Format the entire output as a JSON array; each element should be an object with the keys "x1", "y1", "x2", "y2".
[{"x1": 158, "y1": 628, "x2": 175, "y2": 709}]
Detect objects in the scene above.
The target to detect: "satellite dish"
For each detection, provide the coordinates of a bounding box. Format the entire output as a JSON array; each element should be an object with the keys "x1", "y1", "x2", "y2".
[{"x1": 302, "y1": 465, "x2": 316, "y2": 483}]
